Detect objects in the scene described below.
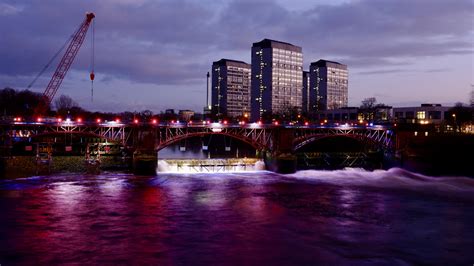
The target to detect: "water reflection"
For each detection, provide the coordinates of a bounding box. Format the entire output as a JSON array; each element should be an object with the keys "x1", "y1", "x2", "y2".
[{"x1": 0, "y1": 171, "x2": 473, "y2": 265}]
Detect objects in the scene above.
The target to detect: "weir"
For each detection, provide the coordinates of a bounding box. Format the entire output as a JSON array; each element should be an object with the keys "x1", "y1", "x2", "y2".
[{"x1": 157, "y1": 158, "x2": 265, "y2": 173}]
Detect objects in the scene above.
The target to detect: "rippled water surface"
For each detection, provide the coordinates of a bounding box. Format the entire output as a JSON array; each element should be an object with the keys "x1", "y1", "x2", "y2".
[{"x1": 1, "y1": 168, "x2": 473, "y2": 265}]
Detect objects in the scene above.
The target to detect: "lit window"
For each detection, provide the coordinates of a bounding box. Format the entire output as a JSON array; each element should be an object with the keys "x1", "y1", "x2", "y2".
[{"x1": 416, "y1": 111, "x2": 426, "y2": 119}]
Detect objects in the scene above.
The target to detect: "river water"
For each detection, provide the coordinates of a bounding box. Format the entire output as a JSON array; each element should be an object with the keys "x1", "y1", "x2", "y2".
[{"x1": 0, "y1": 168, "x2": 473, "y2": 265}]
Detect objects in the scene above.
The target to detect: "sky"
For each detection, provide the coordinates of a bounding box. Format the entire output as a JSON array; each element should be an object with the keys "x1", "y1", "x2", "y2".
[{"x1": 0, "y1": 0, "x2": 473, "y2": 113}]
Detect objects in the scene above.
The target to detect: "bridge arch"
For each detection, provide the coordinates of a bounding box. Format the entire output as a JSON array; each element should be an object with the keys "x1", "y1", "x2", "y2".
[{"x1": 294, "y1": 133, "x2": 383, "y2": 152}]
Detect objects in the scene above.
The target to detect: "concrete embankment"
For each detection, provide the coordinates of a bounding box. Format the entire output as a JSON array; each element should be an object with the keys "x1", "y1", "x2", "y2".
[{"x1": 0, "y1": 156, "x2": 131, "y2": 178}]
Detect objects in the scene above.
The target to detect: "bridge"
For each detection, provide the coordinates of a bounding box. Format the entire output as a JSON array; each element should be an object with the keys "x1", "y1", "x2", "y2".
[{"x1": 1, "y1": 120, "x2": 394, "y2": 153}]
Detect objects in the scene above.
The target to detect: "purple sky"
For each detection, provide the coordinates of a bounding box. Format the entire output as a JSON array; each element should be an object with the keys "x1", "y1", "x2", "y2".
[{"x1": 0, "y1": 0, "x2": 473, "y2": 113}]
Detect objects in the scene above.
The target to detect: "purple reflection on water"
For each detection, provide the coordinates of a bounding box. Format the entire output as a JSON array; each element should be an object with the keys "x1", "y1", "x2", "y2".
[{"x1": 0, "y1": 170, "x2": 473, "y2": 264}]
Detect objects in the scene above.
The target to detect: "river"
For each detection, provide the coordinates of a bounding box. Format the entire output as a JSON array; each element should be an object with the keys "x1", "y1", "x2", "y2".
[{"x1": 0, "y1": 168, "x2": 473, "y2": 265}]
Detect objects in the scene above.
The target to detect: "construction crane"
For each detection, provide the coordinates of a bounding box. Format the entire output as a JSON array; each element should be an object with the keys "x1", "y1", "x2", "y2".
[{"x1": 34, "y1": 12, "x2": 95, "y2": 117}]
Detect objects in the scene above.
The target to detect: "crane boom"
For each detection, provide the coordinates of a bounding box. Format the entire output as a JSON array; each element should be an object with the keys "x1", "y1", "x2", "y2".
[{"x1": 35, "y1": 12, "x2": 95, "y2": 116}]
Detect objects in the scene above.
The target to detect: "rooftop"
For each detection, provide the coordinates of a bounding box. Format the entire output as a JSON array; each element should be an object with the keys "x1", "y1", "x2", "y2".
[{"x1": 252, "y1": 38, "x2": 302, "y2": 52}]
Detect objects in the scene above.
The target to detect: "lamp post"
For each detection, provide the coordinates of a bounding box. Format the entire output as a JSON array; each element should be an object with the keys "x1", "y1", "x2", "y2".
[{"x1": 452, "y1": 113, "x2": 456, "y2": 132}]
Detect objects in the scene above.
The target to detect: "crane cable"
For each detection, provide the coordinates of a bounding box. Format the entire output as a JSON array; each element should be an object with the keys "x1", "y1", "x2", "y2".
[
  {"x1": 27, "y1": 34, "x2": 74, "y2": 89},
  {"x1": 90, "y1": 19, "x2": 95, "y2": 102}
]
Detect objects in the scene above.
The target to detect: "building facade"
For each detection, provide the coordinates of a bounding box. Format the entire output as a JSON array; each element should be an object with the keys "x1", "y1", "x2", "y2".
[
  {"x1": 302, "y1": 71, "x2": 310, "y2": 114},
  {"x1": 250, "y1": 39, "x2": 303, "y2": 121},
  {"x1": 309, "y1": 60, "x2": 348, "y2": 111},
  {"x1": 211, "y1": 59, "x2": 251, "y2": 118},
  {"x1": 393, "y1": 104, "x2": 451, "y2": 125}
]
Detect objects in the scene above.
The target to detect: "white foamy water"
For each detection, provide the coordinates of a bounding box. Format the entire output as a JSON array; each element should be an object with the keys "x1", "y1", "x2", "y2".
[
  {"x1": 157, "y1": 159, "x2": 265, "y2": 173},
  {"x1": 288, "y1": 167, "x2": 474, "y2": 193}
]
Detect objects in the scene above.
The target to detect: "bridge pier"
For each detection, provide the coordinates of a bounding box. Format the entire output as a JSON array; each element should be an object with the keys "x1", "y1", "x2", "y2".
[
  {"x1": 133, "y1": 130, "x2": 158, "y2": 175},
  {"x1": 264, "y1": 128, "x2": 297, "y2": 174},
  {"x1": 132, "y1": 150, "x2": 157, "y2": 175}
]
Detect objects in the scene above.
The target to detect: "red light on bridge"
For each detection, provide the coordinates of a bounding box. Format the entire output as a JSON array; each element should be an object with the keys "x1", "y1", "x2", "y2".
[
  {"x1": 304, "y1": 122, "x2": 309, "y2": 126},
  {"x1": 96, "y1": 118, "x2": 101, "y2": 123},
  {"x1": 152, "y1": 119, "x2": 157, "y2": 124},
  {"x1": 223, "y1": 120, "x2": 228, "y2": 125},
  {"x1": 37, "y1": 117, "x2": 42, "y2": 122},
  {"x1": 258, "y1": 121, "x2": 262, "y2": 125},
  {"x1": 115, "y1": 118, "x2": 121, "y2": 123},
  {"x1": 77, "y1": 118, "x2": 82, "y2": 123},
  {"x1": 274, "y1": 121, "x2": 279, "y2": 126},
  {"x1": 57, "y1": 118, "x2": 62, "y2": 122},
  {"x1": 134, "y1": 119, "x2": 139, "y2": 124}
]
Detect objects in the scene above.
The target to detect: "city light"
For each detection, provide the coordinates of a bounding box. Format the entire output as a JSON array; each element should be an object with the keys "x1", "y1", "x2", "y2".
[
  {"x1": 57, "y1": 118, "x2": 62, "y2": 122},
  {"x1": 96, "y1": 118, "x2": 101, "y2": 123},
  {"x1": 134, "y1": 119, "x2": 139, "y2": 124},
  {"x1": 37, "y1": 117, "x2": 42, "y2": 122},
  {"x1": 115, "y1": 118, "x2": 121, "y2": 123},
  {"x1": 77, "y1": 118, "x2": 82, "y2": 123},
  {"x1": 152, "y1": 119, "x2": 157, "y2": 124},
  {"x1": 304, "y1": 122, "x2": 309, "y2": 126}
]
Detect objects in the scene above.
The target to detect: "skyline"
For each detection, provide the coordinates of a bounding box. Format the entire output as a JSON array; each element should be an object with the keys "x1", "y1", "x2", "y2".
[{"x1": 0, "y1": 0, "x2": 473, "y2": 113}]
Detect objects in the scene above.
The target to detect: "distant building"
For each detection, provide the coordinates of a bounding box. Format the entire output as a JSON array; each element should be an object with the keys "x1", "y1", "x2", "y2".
[
  {"x1": 309, "y1": 60, "x2": 348, "y2": 111},
  {"x1": 302, "y1": 71, "x2": 310, "y2": 113},
  {"x1": 178, "y1": 110, "x2": 195, "y2": 121},
  {"x1": 211, "y1": 59, "x2": 251, "y2": 118},
  {"x1": 315, "y1": 107, "x2": 359, "y2": 123},
  {"x1": 393, "y1": 104, "x2": 451, "y2": 124},
  {"x1": 250, "y1": 39, "x2": 303, "y2": 121}
]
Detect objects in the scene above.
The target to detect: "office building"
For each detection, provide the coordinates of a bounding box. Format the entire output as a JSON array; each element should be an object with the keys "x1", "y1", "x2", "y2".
[
  {"x1": 211, "y1": 59, "x2": 251, "y2": 118},
  {"x1": 250, "y1": 39, "x2": 303, "y2": 121},
  {"x1": 302, "y1": 71, "x2": 310, "y2": 113},
  {"x1": 393, "y1": 104, "x2": 451, "y2": 124},
  {"x1": 309, "y1": 60, "x2": 348, "y2": 111}
]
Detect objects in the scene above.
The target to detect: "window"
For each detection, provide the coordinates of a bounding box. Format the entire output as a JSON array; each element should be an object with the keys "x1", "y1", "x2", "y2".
[
  {"x1": 416, "y1": 111, "x2": 425, "y2": 119},
  {"x1": 428, "y1": 111, "x2": 441, "y2": 119}
]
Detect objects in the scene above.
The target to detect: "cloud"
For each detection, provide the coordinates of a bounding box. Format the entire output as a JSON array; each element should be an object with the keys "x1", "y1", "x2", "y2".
[
  {"x1": 0, "y1": 0, "x2": 472, "y2": 111},
  {"x1": 1, "y1": 0, "x2": 472, "y2": 85},
  {"x1": 0, "y1": 3, "x2": 23, "y2": 15}
]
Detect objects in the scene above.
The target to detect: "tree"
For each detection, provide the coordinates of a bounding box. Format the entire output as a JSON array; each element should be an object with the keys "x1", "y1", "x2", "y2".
[
  {"x1": 470, "y1": 88, "x2": 474, "y2": 107},
  {"x1": 359, "y1": 97, "x2": 377, "y2": 121},
  {"x1": 1, "y1": 88, "x2": 44, "y2": 117},
  {"x1": 54, "y1": 94, "x2": 83, "y2": 118},
  {"x1": 361, "y1": 97, "x2": 377, "y2": 109},
  {"x1": 448, "y1": 102, "x2": 474, "y2": 132},
  {"x1": 55, "y1": 95, "x2": 78, "y2": 111}
]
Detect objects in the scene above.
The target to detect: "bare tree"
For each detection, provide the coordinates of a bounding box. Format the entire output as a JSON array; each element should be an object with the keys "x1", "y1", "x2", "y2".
[
  {"x1": 360, "y1": 97, "x2": 377, "y2": 109},
  {"x1": 55, "y1": 95, "x2": 78, "y2": 116},
  {"x1": 470, "y1": 86, "x2": 474, "y2": 107}
]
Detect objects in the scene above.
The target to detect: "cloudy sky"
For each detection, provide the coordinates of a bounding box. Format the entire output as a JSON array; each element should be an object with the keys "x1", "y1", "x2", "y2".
[{"x1": 0, "y1": 0, "x2": 473, "y2": 113}]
